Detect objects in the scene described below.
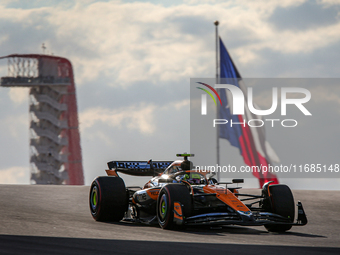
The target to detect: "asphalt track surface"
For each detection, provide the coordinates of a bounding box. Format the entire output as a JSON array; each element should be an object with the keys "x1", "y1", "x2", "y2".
[{"x1": 0, "y1": 185, "x2": 339, "y2": 255}]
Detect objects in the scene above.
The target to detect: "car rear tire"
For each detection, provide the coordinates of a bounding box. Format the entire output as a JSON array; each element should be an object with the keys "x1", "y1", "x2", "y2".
[
  {"x1": 264, "y1": 184, "x2": 295, "y2": 232},
  {"x1": 157, "y1": 184, "x2": 192, "y2": 229},
  {"x1": 89, "y1": 176, "x2": 128, "y2": 222}
]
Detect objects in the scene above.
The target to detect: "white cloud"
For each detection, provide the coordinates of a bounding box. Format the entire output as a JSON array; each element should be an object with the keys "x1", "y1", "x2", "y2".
[
  {"x1": 0, "y1": 166, "x2": 29, "y2": 184},
  {"x1": 80, "y1": 103, "x2": 157, "y2": 134},
  {"x1": 317, "y1": 0, "x2": 340, "y2": 7},
  {"x1": 1, "y1": 114, "x2": 28, "y2": 139},
  {"x1": 82, "y1": 129, "x2": 113, "y2": 146},
  {"x1": 8, "y1": 87, "x2": 28, "y2": 105},
  {"x1": 2, "y1": 0, "x2": 338, "y2": 87},
  {"x1": 258, "y1": 24, "x2": 340, "y2": 54},
  {"x1": 310, "y1": 86, "x2": 340, "y2": 105},
  {"x1": 79, "y1": 99, "x2": 189, "y2": 137},
  {"x1": 173, "y1": 99, "x2": 190, "y2": 110},
  {"x1": 185, "y1": 0, "x2": 306, "y2": 8},
  {"x1": 0, "y1": 34, "x2": 9, "y2": 46}
]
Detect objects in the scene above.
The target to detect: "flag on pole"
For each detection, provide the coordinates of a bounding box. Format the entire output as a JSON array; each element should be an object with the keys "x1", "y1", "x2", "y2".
[{"x1": 218, "y1": 37, "x2": 279, "y2": 187}]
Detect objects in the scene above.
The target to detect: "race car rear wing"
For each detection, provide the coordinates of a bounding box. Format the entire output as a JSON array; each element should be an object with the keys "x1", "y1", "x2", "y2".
[{"x1": 106, "y1": 160, "x2": 173, "y2": 177}]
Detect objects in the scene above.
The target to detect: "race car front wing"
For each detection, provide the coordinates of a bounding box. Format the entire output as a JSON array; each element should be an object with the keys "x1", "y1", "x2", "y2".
[{"x1": 178, "y1": 201, "x2": 308, "y2": 227}]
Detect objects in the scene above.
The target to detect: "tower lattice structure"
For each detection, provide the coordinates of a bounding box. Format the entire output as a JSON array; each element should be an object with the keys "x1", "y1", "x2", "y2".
[{"x1": 0, "y1": 54, "x2": 84, "y2": 185}]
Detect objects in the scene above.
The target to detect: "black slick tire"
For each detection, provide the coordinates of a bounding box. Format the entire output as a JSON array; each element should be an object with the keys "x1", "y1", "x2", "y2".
[
  {"x1": 265, "y1": 184, "x2": 295, "y2": 232},
  {"x1": 89, "y1": 176, "x2": 128, "y2": 222},
  {"x1": 157, "y1": 184, "x2": 192, "y2": 230}
]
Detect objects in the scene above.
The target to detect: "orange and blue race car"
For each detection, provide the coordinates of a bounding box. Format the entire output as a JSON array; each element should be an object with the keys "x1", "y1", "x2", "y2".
[{"x1": 89, "y1": 154, "x2": 307, "y2": 232}]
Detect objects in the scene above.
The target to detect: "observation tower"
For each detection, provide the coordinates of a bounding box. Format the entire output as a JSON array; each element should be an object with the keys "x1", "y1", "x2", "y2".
[{"x1": 0, "y1": 54, "x2": 84, "y2": 185}]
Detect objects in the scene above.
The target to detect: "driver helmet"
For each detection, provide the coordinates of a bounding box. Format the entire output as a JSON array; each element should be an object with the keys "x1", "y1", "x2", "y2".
[{"x1": 179, "y1": 173, "x2": 201, "y2": 185}]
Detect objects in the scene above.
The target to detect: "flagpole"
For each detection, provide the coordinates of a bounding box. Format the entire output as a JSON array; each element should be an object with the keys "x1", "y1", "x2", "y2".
[{"x1": 214, "y1": 20, "x2": 220, "y2": 182}]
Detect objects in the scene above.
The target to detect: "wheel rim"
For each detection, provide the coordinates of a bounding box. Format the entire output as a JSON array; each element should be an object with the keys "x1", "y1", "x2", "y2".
[
  {"x1": 159, "y1": 194, "x2": 168, "y2": 221},
  {"x1": 90, "y1": 186, "x2": 98, "y2": 211}
]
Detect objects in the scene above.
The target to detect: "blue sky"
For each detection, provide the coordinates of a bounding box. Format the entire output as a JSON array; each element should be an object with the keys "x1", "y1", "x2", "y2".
[{"x1": 0, "y1": 0, "x2": 340, "y2": 188}]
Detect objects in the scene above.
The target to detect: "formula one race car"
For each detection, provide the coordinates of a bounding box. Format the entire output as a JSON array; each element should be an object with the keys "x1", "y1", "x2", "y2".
[{"x1": 89, "y1": 154, "x2": 307, "y2": 232}]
